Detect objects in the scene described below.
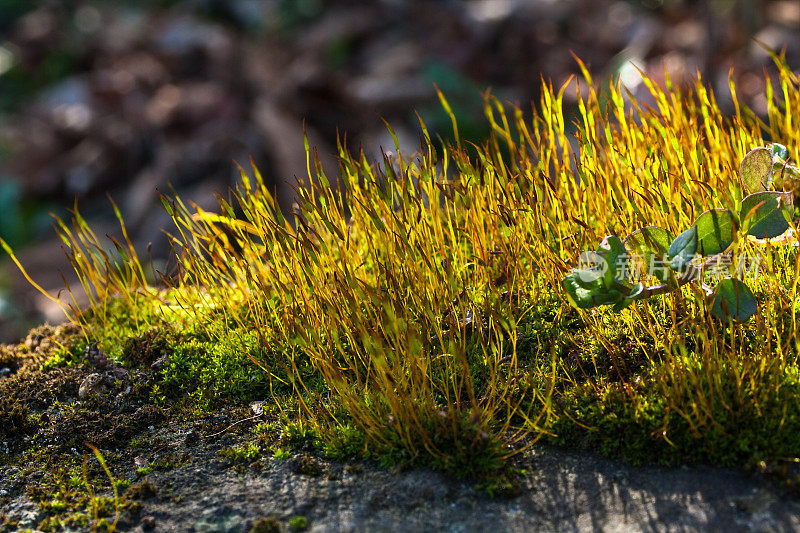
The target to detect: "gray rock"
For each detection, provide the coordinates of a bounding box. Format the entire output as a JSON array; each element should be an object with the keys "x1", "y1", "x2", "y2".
[
  {"x1": 78, "y1": 372, "x2": 106, "y2": 399},
  {"x1": 194, "y1": 509, "x2": 246, "y2": 533}
]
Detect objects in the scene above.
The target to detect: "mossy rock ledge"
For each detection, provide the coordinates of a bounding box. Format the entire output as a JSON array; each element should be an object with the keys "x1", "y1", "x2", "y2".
[
  {"x1": 4, "y1": 57, "x2": 800, "y2": 531},
  {"x1": 0, "y1": 322, "x2": 799, "y2": 531}
]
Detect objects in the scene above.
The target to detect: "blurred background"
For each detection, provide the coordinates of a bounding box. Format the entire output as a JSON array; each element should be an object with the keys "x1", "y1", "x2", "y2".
[{"x1": 0, "y1": 0, "x2": 797, "y2": 342}]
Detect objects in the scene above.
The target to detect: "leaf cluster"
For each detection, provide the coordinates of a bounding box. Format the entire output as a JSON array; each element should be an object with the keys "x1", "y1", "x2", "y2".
[{"x1": 562, "y1": 143, "x2": 799, "y2": 322}]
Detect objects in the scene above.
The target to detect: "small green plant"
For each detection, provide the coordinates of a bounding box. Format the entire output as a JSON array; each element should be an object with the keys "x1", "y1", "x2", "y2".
[
  {"x1": 84, "y1": 442, "x2": 120, "y2": 533},
  {"x1": 289, "y1": 516, "x2": 308, "y2": 531},
  {"x1": 561, "y1": 143, "x2": 799, "y2": 322},
  {"x1": 135, "y1": 466, "x2": 152, "y2": 477},
  {"x1": 40, "y1": 498, "x2": 69, "y2": 513},
  {"x1": 149, "y1": 383, "x2": 167, "y2": 406},
  {"x1": 281, "y1": 420, "x2": 317, "y2": 448},
  {"x1": 272, "y1": 448, "x2": 291, "y2": 460},
  {"x1": 218, "y1": 443, "x2": 261, "y2": 464},
  {"x1": 252, "y1": 422, "x2": 274, "y2": 435}
]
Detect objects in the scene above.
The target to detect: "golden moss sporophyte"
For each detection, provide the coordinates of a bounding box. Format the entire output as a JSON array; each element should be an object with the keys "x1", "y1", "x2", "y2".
[{"x1": 2, "y1": 53, "x2": 800, "y2": 474}]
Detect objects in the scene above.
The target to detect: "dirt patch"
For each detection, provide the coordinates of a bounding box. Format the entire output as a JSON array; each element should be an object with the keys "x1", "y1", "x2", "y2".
[{"x1": 0, "y1": 327, "x2": 167, "y2": 456}]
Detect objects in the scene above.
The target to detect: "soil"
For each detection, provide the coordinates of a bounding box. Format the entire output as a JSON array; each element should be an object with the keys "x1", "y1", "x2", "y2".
[{"x1": 2, "y1": 325, "x2": 800, "y2": 532}]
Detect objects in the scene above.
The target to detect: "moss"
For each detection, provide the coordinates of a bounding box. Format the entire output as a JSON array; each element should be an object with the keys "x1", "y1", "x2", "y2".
[
  {"x1": 124, "y1": 481, "x2": 157, "y2": 501},
  {"x1": 250, "y1": 517, "x2": 282, "y2": 533},
  {"x1": 219, "y1": 443, "x2": 261, "y2": 465},
  {"x1": 280, "y1": 420, "x2": 318, "y2": 449},
  {"x1": 547, "y1": 362, "x2": 800, "y2": 467},
  {"x1": 121, "y1": 328, "x2": 172, "y2": 369},
  {"x1": 3, "y1": 56, "x2": 800, "y2": 509},
  {"x1": 319, "y1": 424, "x2": 367, "y2": 461},
  {"x1": 294, "y1": 454, "x2": 323, "y2": 477},
  {"x1": 289, "y1": 516, "x2": 307, "y2": 531},
  {"x1": 272, "y1": 448, "x2": 291, "y2": 460},
  {"x1": 158, "y1": 330, "x2": 277, "y2": 406}
]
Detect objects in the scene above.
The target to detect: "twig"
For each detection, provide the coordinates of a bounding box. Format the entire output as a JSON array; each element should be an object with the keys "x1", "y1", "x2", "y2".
[{"x1": 205, "y1": 414, "x2": 262, "y2": 439}]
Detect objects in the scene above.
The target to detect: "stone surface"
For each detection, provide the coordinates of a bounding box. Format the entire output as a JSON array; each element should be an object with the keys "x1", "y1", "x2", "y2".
[{"x1": 5, "y1": 442, "x2": 789, "y2": 532}]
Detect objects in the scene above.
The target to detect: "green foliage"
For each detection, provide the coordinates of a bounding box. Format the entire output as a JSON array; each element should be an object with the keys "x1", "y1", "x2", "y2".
[
  {"x1": 219, "y1": 443, "x2": 261, "y2": 464},
  {"x1": 281, "y1": 420, "x2": 318, "y2": 449},
  {"x1": 623, "y1": 226, "x2": 673, "y2": 282},
  {"x1": 710, "y1": 278, "x2": 757, "y2": 322},
  {"x1": 550, "y1": 354, "x2": 800, "y2": 467},
  {"x1": 319, "y1": 424, "x2": 367, "y2": 460},
  {"x1": 741, "y1": 146, "x2": 774, "y2": 193},
  {"x1": 289, "y1": 516, "x2": 308, "y2": 531},
  {"x1": 84, "y1": 443, "x2": 121, "y2": 532},
  {"x1": 667, "y1": 224, "x2": 699, "y2": 271},
  {"x1": 562, "y1": 142, "x2": 799, "y2": 323},
  {"x1": 740, "y1": 191, "x2": 792, "y2": 238},
  {"x1": 272, "y1": 448, "x2": 291, "y2": 460},
  {"x1": 694, "y1": 208, "x2": 737, "y2": 257},
  {"x1": 561, "y1": 235, "x2": 643, "y2": 312},
  {"x1": 160, "y1": 333, "x2": 273, "y2": 405},
  {"x1": 41, "y1": 339, "x2": 87, "y2": 371}
]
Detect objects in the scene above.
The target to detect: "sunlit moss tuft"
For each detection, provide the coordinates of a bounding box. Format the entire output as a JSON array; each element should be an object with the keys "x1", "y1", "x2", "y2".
[{"x1": 4, "y1": 54, "x2": 800, "y2": 474}]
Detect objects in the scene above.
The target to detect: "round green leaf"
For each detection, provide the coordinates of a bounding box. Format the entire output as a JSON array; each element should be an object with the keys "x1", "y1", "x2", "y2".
[
  {"x1": 596, "y1": 235, "x2": 627, "y2": 286},
  {"x1": 709, "y1": 278, "x2": 757, "y2": 322},
  {"x1": 561, "y1": 273, "x2": 623, "y2": 309},
  {"x1": 740, "y1": 191, "x2": 791, "y2": 239},
  {"x1": 770, "y1": 143, "x2": 789, "y2": 162},
  {"x1": 740, "y1": 147, "x2": 773, "y2": 193},
  {"x1": 668, "y1": 225, "x2": 698, "y2": 272},
  {"x1": 694, "y1": 208, "x2": 737, "y2": 256},
  {"x1": 571, "y1": 265, "x2": 603, "y2": 290},
  {"x1": 624, "y1": 226, "x2": 673, "y2": 282}
]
